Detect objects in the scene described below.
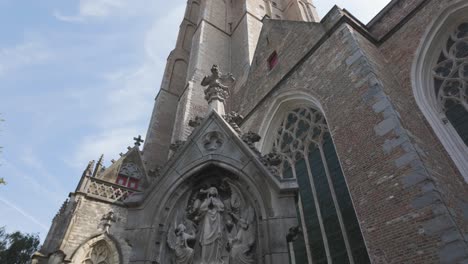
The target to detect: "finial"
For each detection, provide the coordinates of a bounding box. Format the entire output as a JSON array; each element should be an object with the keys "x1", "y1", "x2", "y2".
[
  {"x1": 119, "y1": 153, "x2": 124, "y2": 157},
  {"x1": 133, "y1": 135, "x2": 144, "y2": 147},
  {"x1": 92, "y1": 154, "x2": 104, "y2": 178},
  {"x1": 82, "y1": 160, "x2": 95, "y2": 177}
]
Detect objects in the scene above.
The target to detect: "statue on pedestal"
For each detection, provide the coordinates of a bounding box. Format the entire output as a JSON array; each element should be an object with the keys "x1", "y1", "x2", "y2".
[{"x1": 201, "y1": 65, "x2": 235, "y2": 115}]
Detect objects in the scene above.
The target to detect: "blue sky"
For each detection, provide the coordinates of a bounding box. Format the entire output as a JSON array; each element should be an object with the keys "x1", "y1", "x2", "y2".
[{"x1": 0, "y1": 0, "x2": 391, "y2": 242}]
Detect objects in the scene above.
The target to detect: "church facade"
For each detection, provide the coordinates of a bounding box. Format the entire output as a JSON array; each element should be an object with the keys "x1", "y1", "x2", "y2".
[{"x1": 33, "y1": 0, "x2": 468, "y2": 263}]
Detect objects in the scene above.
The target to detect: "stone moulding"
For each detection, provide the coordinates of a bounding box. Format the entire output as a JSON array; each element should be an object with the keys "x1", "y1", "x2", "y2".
[
  {"x1": 78, "y1": 176, "x2": 137, "y2": 204},
  {"x1": 120, "y1": 108, "x2": 303, "y2": 260},
  {"x1": 411, "y1": 0, "x2": 468, "y2": 181}
]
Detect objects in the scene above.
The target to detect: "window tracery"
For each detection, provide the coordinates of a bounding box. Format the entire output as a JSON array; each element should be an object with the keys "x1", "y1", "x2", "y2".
[
  {"x1": 272, "y1": 106, "x2": 370, "y2": 264},
  {"x1": 433, "y1": 22, "x2": 468, "y2": 145},
  {"x1": 82, "y1": 241, "x2": 111, "y2": 264}
]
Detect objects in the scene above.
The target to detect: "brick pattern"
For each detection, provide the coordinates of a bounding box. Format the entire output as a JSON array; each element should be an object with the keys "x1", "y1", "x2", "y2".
[
  {"x1": 237, "y1": 2, "x2": 468, "y2": 261},
  {"x1": 38, "y1": 1, "x2": 468, "y2": 264}
]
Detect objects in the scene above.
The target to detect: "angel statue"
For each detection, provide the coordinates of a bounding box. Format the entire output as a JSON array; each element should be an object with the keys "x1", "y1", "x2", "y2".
[
  {"x1": 228, "y1": 207, "x2": 256, "y2": 264},
  {"x1": 201, "y1": 65, "x2": 235, "y2": 105},
  {"x1": 167, "y1": 223, "x2": 196, "y2": 264}
]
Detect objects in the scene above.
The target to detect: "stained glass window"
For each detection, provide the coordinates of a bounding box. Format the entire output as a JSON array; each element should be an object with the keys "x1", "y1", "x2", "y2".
[
  {"x1": 433, "y1": 22, "x2": 468, "y2": 145},
  {"x1": 274, "y1": 107, "x2": 370, "y2": 264}
]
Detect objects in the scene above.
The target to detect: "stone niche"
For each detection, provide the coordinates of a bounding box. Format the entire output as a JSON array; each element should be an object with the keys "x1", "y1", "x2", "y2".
[{"x1": 161, "y1": 166, "x2": 260, "y2": 264}]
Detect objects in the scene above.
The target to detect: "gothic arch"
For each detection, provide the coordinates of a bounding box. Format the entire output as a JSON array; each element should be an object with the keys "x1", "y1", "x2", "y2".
[
  {"x1": 148, "y1": 161, "x2": 271, "y2": 263},
  {"x1": 168, "y1": 59, "x2": 189, "y2": 95},
  {"x1": 190, "y1": 1, "x2": 200, "y2": 23},
  {"x1": 70, "y1": 234, "x2": 121, "y2": 264},
  {"x1": 412, "y1": 0, "x2": 468, "y2": 181},
  {"x1": 258, "y1": 92, "x2": 370, "y2": 263},
  {"x1": 183, "y1": 24, "x2": 196, "y2": 51},
  {"x1": 258, "y1": 91, "x2": 325, "y2": 153}
]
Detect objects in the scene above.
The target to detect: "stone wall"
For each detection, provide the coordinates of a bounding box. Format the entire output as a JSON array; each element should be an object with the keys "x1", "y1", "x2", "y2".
[
  {"x1": 59, "y1": 194, "x2": 131, "y2": 263},
  {"x1": 235, "y1": 1, "x2": 468, "y2": 262}
]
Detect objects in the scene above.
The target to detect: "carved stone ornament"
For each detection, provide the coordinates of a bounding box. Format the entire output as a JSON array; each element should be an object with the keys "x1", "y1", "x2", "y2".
[
  {"x1": 119, "y1": 163, "x2": 143, "y2": 179},
  {"x1": 241, "y1": 132, "x2": 261, "y2": 156},
  {"x1": 101, "y1": 211, "x2": 116, "y2": 234},
  {"x1": 166, "y1": 178, "x2": 256, "y2": 264},
  {"x1": 202, "y1": 131, "x2": 224, "y2": 151},
  {"x1": 149, "y1": 166, "x2": 162, "y2": 179},
  {"x1": 170, "y1": 140, "x2": 187, "y2": 153},
  {"x1": 189, "y1": 116, "x2": 204, "y2": 128},
  {"x1": 223, "y1": 111, "x2": 244, "y2": 134},
  {"x1": 260, "y1": 152, "x2": 283, "y2": 176},
  {"x1": 286, "y1": 226, "x2": 302, "y2": 243},
  {"x1": 201, "y1": 65, "x2": 235, "y2": 104}
]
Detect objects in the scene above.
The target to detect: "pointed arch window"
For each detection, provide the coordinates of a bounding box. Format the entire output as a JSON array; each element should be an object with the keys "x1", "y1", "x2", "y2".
[
  {"x1": 273, "y1": 107, "x2": 370, "y2": 264},
  {"x1": 412, "y1": 1, "x2": 468, "y2": 181},
  {"x1": 82, "y1": 240, "x2": 111, "y2": 264},
  {"x1": 432, "y1": 22, "x2": 468, "y2": 145}
]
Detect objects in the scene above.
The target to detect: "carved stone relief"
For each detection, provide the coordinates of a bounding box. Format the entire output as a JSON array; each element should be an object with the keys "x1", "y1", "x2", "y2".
[
  {"x1": 202, "y1": 131, "x2": 224, "y2": 151},
  {"x1": 166, "y1": 177, "x2": 256, "y2": 264}
]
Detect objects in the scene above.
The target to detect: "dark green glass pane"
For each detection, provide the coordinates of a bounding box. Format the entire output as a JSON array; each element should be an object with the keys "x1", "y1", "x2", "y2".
[
  {"x1": 445, "y1": 102, "x2": 468, "y2": 145},
  {"x1": 323, "y1": 133, "x2": 371, "y2": 264},
  {"x1": 295, "y1": 158, "x2": 327, "y2": 263},
  {"x1": 292, "y1": 204, "x2": 308, "y2": 263},
  {"x1": 308, "y1": 144, "x2": 349, "y2": 264},
  {"x1": 283, "y1": 162, "x2": 295, "y2": 179}
]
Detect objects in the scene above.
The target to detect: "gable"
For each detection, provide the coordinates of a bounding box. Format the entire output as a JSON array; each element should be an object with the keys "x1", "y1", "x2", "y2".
[
  {"x1": 125, "y1": 111, "x2": 298, "y2": 208},
  {"x1": 232, "y1": 19, "x2": 325, "y2": 114}
]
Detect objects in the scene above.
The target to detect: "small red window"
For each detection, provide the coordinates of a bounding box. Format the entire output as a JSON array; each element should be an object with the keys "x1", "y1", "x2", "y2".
[
  {"x1": 116, "y1": 176, "x2": 128, "y2": 186},
  {"x1": 268, "y1": 51, "x2": 278, "y2": 70},
  {"x1": 128, "y1": 178, "x2": 139, "y2": 190},
  {"x1": 116, "y1": 175, "x2": 139, "y2": 190}
]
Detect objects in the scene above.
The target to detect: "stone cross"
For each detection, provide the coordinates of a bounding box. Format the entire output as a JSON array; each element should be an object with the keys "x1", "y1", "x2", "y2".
[
  {"x1": 133, "y1": 135, "x2": 144, "y2": 147},
  {"x1": 201, "y1": 65, "x2": 235, "y2": 115}
]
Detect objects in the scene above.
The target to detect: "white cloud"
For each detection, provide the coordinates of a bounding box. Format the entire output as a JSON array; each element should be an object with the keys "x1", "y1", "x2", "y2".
[
  {"x1": 1, "y1": 158, "x2": 64, "y2": 205},
  {"x1": 79, "y1": 0, "x2": 126, "y2": 17},
  {"x1": 0, "y1": 41, "x2": 51, "y2": 76},
  {"x1": 67, "y1": 3, "x2": 185, "y2": 167},
  {"x1": 70, "y1": 127, "x2": 141, "y2": 168},
  {"x1": 20, "y1": 147, "x2": 66, "y2": 192},
  {"x1": 0, "y1": 195, "x2": 49, "y2": 231},
  {"x1": 54, "y1": 0, "x2": 157, "y2": 22}
]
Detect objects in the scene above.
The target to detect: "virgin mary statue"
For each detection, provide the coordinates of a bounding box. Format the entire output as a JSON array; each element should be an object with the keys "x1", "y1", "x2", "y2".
[{"x1": 198, "y1": 187, "x2": 225, "y2": 264}]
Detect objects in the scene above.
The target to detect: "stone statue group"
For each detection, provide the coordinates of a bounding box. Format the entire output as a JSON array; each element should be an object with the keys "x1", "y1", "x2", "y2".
[{"x1": 167, "y1": 181, "x2": 256, "y2": 264}]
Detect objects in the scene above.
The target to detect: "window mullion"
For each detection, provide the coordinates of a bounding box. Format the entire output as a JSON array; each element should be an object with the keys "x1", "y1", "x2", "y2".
[
  {"x1": 303, "y1": 146, "x2": 332, "y2": 263},
  {"x1": 318, "y1": 144, "x2": 355, "y2": 264},
  {"x1": 297, "y1": 194, "x2": 315, "y2": 264}
]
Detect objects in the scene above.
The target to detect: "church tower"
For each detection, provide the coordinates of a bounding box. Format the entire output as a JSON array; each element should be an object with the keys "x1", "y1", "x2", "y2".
[
  {"x1": 142, "y1": 0, "x2": 319, "y2": 170},
  {"x1": 34, "y1": 1, "x2": 468, "y2": 263}
]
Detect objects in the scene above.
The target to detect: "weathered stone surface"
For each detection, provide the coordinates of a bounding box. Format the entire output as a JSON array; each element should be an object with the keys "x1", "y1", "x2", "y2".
[{"x1": 36, "y1": 1, "x2": 468, "y2": 264}]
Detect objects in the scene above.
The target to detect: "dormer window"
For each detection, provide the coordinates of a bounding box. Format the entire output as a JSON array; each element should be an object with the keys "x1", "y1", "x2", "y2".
[
  {"x1": 268, "y1": 51, "x2": 278, "y2": 70},
  {"x1": 116, "y1": 163, "x2": 142, "y2": 190}
]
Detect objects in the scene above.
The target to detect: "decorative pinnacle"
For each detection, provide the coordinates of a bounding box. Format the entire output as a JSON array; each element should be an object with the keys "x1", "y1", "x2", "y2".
[{"x1": 133, "y1": 135, "x2": 144, "y2": 147}]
